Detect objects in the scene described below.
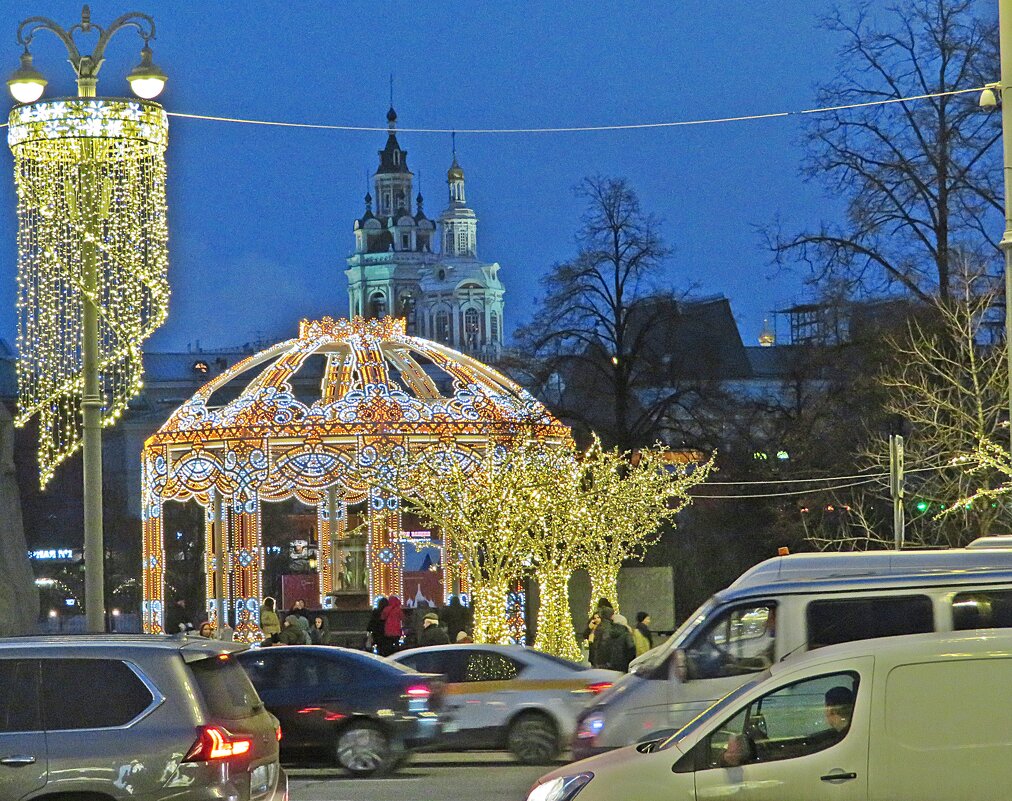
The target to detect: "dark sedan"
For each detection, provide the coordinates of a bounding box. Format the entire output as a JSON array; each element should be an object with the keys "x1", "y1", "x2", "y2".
[{"x1": 237, "y1": 645, "x2": 444, "y2": 776}]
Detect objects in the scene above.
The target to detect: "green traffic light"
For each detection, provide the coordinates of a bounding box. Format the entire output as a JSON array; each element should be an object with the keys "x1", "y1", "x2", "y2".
[{"x1": 915, "y1": 500, "x2": 929, "y2": 513}]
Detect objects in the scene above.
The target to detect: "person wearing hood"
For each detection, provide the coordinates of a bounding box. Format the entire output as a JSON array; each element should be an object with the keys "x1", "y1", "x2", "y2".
[
  {"x1": 589, "y1": 606, "x2": 615, "y2": 668},
  {"x1": 418, "y1": 612, "x2": 450, "y2": 646},
  {"x1": 633, "y1": 611, "x2": 654, "y2": 657},
  {"x1": 605, "y1": 612, "x2": 637, "y2": 672},
  {"x1": 294, "y1": 614, "x2": 312, "y2": 645},
  {"x1": 310, "y1": 614, "x2": 329, "y2": 645},
  {"x1": 278, "y1": 614, "x2": 305, "y2": 645},
  {"x1": 379, "y1": 595, "x2": 404, "y2": 655},
  {"x1": 260, "y1": 597, "x2": 281, "y2": 640}
]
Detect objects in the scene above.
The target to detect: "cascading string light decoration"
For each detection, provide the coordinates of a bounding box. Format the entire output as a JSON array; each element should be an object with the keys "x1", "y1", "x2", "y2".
[{"x1": 9, "y1": 98, "x2": 169, "y2": 486}]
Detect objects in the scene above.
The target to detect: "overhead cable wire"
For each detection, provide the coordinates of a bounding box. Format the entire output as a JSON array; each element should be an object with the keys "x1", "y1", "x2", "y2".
[
  {"x1": 691, "y1": 477, "x2": 884, "y2": 499},
  {"x1": 153, "y1": 86, "x2": 983, "y2": 135},
  {"x1": 701, "y1": 462, "x2": 960, "y2": 486}
]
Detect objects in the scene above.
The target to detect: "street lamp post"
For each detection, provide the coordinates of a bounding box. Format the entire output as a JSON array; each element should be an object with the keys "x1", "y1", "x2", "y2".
[{"x1": 7, "y1": 6, "x2": 169, "y2": 633}]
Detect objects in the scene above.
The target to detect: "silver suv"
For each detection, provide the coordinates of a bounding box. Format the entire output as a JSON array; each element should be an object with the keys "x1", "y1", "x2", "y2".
[{"x1": 0, "y1": 635, "x2": 287, "y2": 801}]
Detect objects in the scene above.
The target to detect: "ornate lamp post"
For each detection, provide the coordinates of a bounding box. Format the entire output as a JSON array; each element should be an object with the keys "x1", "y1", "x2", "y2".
[{"x1": 7, "y1": 6, "x2": 170, "y2": 632}]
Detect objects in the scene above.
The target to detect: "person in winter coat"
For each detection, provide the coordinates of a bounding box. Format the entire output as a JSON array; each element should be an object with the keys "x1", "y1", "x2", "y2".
[
  {"x1": 418, "y1": 612, "x2": 450, "y2": 646},
  {"x1": 293, "y1": 614, "x2": 312, "y2": 644},
  {"x1": 590, "y1": 607, "x2": 615, "y2": 668},
  {"x1": 165, "y1": 599, "x2": 195, "y2": 635},
  {"x1": 582, "y1": 612, "x2": 602, "y2": 666},
  {"x1": 278, "y1": 614, "x2": 305, "y2": 645},
  {"x1": 605, "y1": 613, "x2": 637, "y2": 672},
  {"x1": 633, "y1": 611, "x2": 654, "y2": 657},
  {"x1": 260, "y1": 597, "x2": 281, "y2": 640},
  {"x1": 366, "y1": 597, "x2": 388, "y2": 651},
  {"x1": 309, "y1": 615, "x2": 329, "y2": 645},
  {"x1": 288, "y1": 599, "x2": 311, "y2": 629},
  {"x1": 441, "y1": 595, "x2": 471, "y2": 642},
  {"x1": 379, "y1": 595, "x2": 404, "y2": 656}
]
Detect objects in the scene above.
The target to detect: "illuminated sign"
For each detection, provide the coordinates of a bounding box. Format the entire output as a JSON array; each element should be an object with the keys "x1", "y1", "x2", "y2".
[{"x1": 28, "y1": 548, "x2": 77, "y2": 561}]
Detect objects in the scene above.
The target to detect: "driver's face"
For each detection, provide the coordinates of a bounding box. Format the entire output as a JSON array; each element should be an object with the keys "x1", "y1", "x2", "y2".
[{"x1": 825, "y1": 705, "x2": 851, "y2": 732}]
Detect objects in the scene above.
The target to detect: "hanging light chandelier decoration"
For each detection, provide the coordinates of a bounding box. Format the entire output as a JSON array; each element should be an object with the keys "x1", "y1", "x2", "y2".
[{"x1": 9, "y1": 98, "x2": 169, "y2": 486}]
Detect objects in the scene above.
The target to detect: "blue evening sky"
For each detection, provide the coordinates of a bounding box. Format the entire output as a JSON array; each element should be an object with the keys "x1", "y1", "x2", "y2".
[{"x1": 0, "y1": 0, "x2": 858, "y2": 352}]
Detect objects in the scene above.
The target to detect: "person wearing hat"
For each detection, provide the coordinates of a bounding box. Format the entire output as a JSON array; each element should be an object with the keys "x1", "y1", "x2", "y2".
[{"x1": 418, "y1": 611, "x2": 450, "y2": 646}]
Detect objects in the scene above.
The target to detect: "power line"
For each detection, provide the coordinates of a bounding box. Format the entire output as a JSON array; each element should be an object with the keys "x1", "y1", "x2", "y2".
[
  {"x1": 699, "y1": 462, "x2": 957, "y2": 487},
  {"x1": 157, "y1": 86, "x2": 982, "y2": 135}
]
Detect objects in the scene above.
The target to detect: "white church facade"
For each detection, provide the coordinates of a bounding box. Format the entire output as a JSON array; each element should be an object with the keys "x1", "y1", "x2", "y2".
[{"x1": 345, "y1": 107, "x2": 505, "y2": 356}]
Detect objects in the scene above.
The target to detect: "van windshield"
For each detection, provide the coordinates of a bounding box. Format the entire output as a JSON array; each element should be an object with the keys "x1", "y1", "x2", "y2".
[{"x1": 655, "y1": 673, "x2": 768, "y2": 751}]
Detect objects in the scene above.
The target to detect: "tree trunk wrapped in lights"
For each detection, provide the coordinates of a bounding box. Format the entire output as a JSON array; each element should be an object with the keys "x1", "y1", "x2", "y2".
[
  {"x1": 579, "y1": 438, "x2": 715, "y2": 614},
  {"x1": 8, "y1": 99, "x2": 169, "y2": 486},
  {"x1": 534, "y1": 568, "x2": 583, "y2": 662}
]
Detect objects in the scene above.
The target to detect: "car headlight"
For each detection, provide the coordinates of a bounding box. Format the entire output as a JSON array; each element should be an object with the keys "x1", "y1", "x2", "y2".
[
  {"x1": 576, "y1": 713, "x2": 606, "y2": 740},
  {"x1": 528, "y1": 773, "x2": 594, "y2": 801}
]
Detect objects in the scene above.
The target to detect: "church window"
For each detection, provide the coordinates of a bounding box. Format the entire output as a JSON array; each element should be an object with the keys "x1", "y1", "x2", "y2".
[
  {"x1": 401, "y1": 233, "x2": 410, "y2": 250},
  {"x1": 383, "y1": 192, "x2": 391, "y2": 213},
  {"x1": 435, "y1": 311, "x2": 451, "y2": 344},
  {"x1": 490, "y1": 312, "x2": 499, "y2": 344},
  {"x1": 400, "y1": 293, "x2": 416, "y2": 333},
  {"x1": 464, "y1": 308, "x2": 481, "y2": 349},
  {"x1": 457, "y1": 228, "x2": 469, "y2": 254},
  {"x1": 369, "y1": 291, "x2": 387, "y2": 319},
  {"x1": 438, "y1": 269, "x2": 446, "y2": 281},
  {"x1": 418, "y1": 234, "x2": 430, "y2": 252}
]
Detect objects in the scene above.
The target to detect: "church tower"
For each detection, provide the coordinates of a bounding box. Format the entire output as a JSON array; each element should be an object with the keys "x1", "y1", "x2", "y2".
[{"x1": 346, "y1": 113, "x2": 505, "y2": 355}]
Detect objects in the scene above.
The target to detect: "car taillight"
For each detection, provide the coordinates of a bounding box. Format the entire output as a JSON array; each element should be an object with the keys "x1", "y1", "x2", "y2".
[
  {"x1": 183, "y1": 725, "x2": 253, "y2": 762},
  {"x1": 276, "y1": 724, "x2": 282, "y2": 742},
  {"x1": 405, "y1": 685, "x2": 431, "y2": 698},
  {"x1": 585, "y1": 681, "x2": 613, "y2": 695}
]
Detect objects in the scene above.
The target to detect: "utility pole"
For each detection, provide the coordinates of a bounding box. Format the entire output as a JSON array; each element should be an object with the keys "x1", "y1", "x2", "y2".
[{"x1": 890, "y1": 433, "x2": 906, "y2": 550}]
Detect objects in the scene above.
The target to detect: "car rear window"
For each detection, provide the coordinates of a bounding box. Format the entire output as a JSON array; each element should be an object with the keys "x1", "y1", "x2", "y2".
[
  {"x1": 189, "y1": 654, "x2": 262, "y2": 720},
  {"x1": 807, "y1": 595, "x2": 933, "y2": 648},
  {"x1": 42, "y1": 659, "x2": 154, "y2": 730},
  {"x1": 0, "y1": 660, "x2": 41, "y2": 732}
]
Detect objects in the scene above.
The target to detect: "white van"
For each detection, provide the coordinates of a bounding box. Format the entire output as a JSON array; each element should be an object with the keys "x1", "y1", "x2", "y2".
[
  {"x1": 533, "y1": 628, "x2": 1012, "y2": 801},
  {"x1": 572, "y1": 549, "x2": 1012, "y2": 758}
]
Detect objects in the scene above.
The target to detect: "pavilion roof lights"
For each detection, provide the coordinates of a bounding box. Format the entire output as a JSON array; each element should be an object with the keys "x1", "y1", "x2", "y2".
[{"x1": 147, "y1": 315, "x2": 568, "y2": 454}]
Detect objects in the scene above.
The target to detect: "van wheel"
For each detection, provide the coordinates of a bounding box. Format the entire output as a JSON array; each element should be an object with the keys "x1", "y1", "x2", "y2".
[
  {"x1": 507, "y1": 711, "x2": 559, "y2": 764},
  {"x1": 334, "y1": 721, "x2": 393, "y2": 776}
]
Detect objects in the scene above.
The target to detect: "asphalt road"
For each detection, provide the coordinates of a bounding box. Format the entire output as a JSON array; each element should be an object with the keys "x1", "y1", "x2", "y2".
[{"x1": 287, "y1": 752, "x2": 560, "y2": 801}]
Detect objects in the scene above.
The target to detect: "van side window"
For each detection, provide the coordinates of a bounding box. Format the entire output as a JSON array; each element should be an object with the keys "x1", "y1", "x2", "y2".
[
  {"x1": 807, "y1": 595, "x2": 932, "y2": 649},
  {"x1": 0, "y1": 660, "x2": 40, "y2": 732},
  {"x1": 704, "y1": 671, "x2": 860, "y2": 769},
  {"x1": 684, "y1": 604, "x2": 776, "y2": 680},
  {"x1": 952, "y1": 591, "x2": 1012, "y2": 630}
]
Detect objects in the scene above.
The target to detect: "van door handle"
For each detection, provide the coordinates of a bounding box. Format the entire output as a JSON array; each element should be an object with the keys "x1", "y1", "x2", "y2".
[
  {"x1": 820, "y1": 771, "x2": 857, "y2": 782},
  {"x1": 0, "y1": 755, "x2": 37, "y2": 767}
]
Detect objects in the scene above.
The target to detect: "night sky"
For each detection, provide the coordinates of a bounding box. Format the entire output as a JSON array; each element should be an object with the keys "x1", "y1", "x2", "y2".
[{"x1": 0, "y1": 1, "x2": 858, "y2": 353}]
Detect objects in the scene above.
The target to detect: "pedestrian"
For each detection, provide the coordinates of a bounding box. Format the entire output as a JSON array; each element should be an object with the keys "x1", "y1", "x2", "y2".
[
  {"x1": 379, "y1": 595, "x2": 404, "y2": 656},
  {"x1": 366, "y1": 596, "x2": 388, "y2": 652},
  {"x1": 260, "y1": 597, "x2": 281, "y2": 640},
  {"x1": 417, "y1": 611, "x2": 450, "y2": 646},
  {"x1": 294, "y1": 614, "x2": 312, "y2": 645},
  {"x1": 582, "y1": 612, "x2": 602, "y2": 666},
  {"x1": 441, "y1": 595, "x2": 470, "y2": 642},
  {"x1": 165, "y1": 598, "x2": 194, "y2": 635},
  {"x1": 455, "y1": 630, "x2": 473, "y2": 644},
  {"x1": 633, "y1": 611, "x2": 654, "y2": 657},
  {"x1": 278, "y1": 614, "x2": 304, "y2": 645},
  {"x1": 605, "y1": 613, "x2": 637, "y2": 672},
  {"x1": 288, "y1": 598, "x2": 311, "y2": 628},
  {"x1": 590, "y1": 607, "x2": 615, "y2": 668},
  {"x1": 310, "y1": 614, "x2": 329, "y2": 645},
  {"x1": 197, "y1": 621, "x2": 214, "y2": 639}
]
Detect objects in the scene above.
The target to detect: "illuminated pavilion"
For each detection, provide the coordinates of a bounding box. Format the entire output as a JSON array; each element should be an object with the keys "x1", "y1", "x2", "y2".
[{"x1": 140, "y1": 316, "x2": 569, "y2": 641}]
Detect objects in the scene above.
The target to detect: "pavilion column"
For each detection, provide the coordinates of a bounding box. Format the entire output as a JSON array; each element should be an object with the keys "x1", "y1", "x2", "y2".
[
  {"x1": 205, "y1": 490, "x2": 230, "y2": 632},
  {"x1": 141, "y1": 498, "x2": 165, "y2": 634},
  {"x1": 319, "y1": 487, "x2": 345, "y2": 602},
  {"x1": 368, "y1": 486, "x2": 403, "y2": 599},
  {"x1": 227, "y1": 501, "x2": 264, "y2": 643}
]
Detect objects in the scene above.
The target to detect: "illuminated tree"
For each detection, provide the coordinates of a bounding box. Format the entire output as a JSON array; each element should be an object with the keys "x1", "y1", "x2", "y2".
[
  {"x1": 408, "y1": 444, "x2": 545, "y2": 645},
  {"x1": 578, "y1": 438, "x2": 714, "y2": 614}
]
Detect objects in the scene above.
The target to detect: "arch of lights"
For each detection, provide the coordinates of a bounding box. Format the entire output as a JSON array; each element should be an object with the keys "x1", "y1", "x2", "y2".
[{"x1": 141, "y1": 316, "x2": 570, "y2": 641}]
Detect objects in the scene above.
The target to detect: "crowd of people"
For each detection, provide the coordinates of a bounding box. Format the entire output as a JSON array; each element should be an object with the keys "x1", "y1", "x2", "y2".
[
  {"x1": 166, "y1": 593, "x2": 654, "y2": 671},
  {"x1": 582, "y1": 598, "x2": 654, "y2": 672}
]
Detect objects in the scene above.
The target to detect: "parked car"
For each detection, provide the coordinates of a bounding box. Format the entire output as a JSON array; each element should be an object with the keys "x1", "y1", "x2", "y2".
[
  {"x1": 533, "y1": 628, "x2": 1012, "y2": 801},
  {"x1": 573, "y1": 548, "x2": 1012, "y2": 758},
  {"x1": 0, "y1": 634, "x2": 286, "y2": 801},
  {"x1": 391, "y1": 643, "x2": 620, "y2": 764},
  {"x1": 236, "y1": 644, "x2": 444, "y2": 776}
]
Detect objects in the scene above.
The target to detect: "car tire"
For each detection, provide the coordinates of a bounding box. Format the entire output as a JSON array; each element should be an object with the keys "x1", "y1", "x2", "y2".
[
  {"x1": 507, "y1": 711, "x2": 560, "y2": 764},
  {"x1": 335, "y1": 721, "x2": 393, "y2": 777}
]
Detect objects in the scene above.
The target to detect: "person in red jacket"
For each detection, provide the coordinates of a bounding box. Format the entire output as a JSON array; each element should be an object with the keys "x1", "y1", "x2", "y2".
[{"x1": 378, "y1": 595, "x2": 404, "y2": 656}]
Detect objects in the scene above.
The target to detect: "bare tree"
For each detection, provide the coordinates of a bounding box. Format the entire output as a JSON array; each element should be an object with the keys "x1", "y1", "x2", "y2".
[
  {"x1": 517, "y1": 176, "x2": 688, "y2": 450},
  {"x1": 771, "y1": 0, "x2": 1000, "y2": 302}
]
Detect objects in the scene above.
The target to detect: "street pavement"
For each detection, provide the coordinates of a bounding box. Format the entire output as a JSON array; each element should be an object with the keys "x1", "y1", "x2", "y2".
[{"x1": 287, "y1": 751, "x2": 559, "y2": 801}]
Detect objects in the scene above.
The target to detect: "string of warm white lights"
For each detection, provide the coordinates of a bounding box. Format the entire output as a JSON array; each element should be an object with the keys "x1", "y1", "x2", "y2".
[{"x1": 0, "y1": 86, "x2": 981, "y2": 135}]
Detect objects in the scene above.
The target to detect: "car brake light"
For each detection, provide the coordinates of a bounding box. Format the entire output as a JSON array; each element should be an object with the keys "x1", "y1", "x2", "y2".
[
  {"x1": 405, "y1": 685, "x2": 431, "y2": 698},
  {"x1": 586, "y1": 681, "x2": 613, "y2": 695},
  {"x1": 183, "y1": 725, "x2": 252, "y2": 762},
  {"x1": 276, "y1": 724, "x2": 282, "y2": 742}
]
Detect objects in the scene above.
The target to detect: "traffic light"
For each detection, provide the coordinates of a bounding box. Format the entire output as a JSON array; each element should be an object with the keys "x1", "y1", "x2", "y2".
[{"x1": 914, "y1": 500, "x2": 929, "y2": 513}]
